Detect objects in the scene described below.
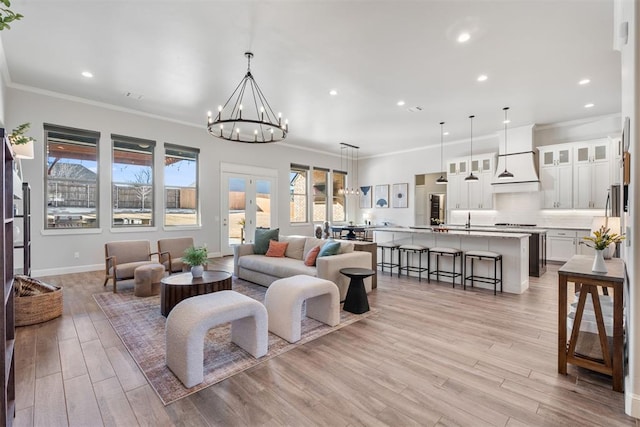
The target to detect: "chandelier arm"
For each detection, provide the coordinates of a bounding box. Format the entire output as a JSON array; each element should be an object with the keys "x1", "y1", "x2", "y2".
[{"x1": 252, "y1": 80, "x2": 280, "y2": 124}]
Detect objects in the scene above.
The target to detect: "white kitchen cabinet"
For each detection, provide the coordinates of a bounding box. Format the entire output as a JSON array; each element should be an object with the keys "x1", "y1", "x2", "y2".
[
  {"x1": 447, "y1": 160, "x2": 468, "y2": 209},
  {"x1": 468, "y1": 157, "x2": 495, "y2": 209},
  {"x1": 576, "y1": 229, "x2": 595, "y2": 256},
  {"x1": 448, "y1": 155, "x2": 495, "y2": 210},
  {"x1": 539, "y1": 145, "x2": 573, "y2": 209},
  {"x1": 573, "y1": 140, "x2": 611, "y2": 209},
  {"x1": 547, "y1": 229, "x2": 578, "y2": 262}
]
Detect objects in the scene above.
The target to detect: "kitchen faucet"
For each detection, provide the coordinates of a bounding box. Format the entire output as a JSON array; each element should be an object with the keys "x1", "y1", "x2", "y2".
[{"x1": 465, "y1": 212, "x2": 471, "y2": 229}]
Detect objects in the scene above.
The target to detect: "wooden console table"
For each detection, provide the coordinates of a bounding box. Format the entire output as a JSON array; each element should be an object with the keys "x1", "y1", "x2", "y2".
[{"x1": 557, "y1": 255, "x2": 625, "y2": 392}]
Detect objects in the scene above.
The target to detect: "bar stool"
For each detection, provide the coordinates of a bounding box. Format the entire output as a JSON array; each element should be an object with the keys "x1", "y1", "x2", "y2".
[
  {"x1": 377, "y1": 241, "x2": 401, "y2": 277},
  {"x1": 398, "y1": 244, "x2": 429, "y2": 282},
  {"x1": 428, "y1": 247, "x2": 463, "y2": 288},
  {"x1": 464, "y1": 250, "x2": 503, "y2": 295}
]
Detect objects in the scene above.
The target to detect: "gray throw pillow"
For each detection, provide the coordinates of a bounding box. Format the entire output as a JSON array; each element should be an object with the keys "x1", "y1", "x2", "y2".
[{"x1": 254, "y1": 228, "x2": 279, "y2": 255}]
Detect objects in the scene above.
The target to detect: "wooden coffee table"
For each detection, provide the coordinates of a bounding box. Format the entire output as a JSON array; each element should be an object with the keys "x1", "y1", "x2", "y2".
[{"x1": 160, "y1": 270, "x2": 232, "y2": 316}]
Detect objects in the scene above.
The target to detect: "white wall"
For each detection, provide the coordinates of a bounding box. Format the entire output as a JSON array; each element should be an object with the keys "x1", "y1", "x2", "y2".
[
  {"x1": 7, "y1": 87, "x2": 341, "y2": 276},
  {"x1": 620, "y1": 0, "x2": 639, "y2": 417}
]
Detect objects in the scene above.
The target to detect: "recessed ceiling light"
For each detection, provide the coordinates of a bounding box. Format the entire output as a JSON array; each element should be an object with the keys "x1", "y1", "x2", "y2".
[
  {"x1": 477, "y1": 74, "x2": 488, "y2": 82},
  {"x1": 443, "y1": 131, "x2": 450, "y2": 136},
  {"x1": 329, "y1": 89, "x2": 338, "y2": 96},
  {"x1": 81, "y1": 71, "x2": 93, "y2": 78},
  {"x1": 503, "y1": 119, "x2": 511, "y2": 124},
  {"x1": 579, "y1": 78, "x2": 591, "y2": 85},
  {"x1": 397, "y1": 100, "x2": 405, "y2": 106},
  {"x1": 457, "y1": 32, "x2": 471, "y2": 43},
  {"x1": 584, "y1": 103, "x2": 595, "y2": 108}
]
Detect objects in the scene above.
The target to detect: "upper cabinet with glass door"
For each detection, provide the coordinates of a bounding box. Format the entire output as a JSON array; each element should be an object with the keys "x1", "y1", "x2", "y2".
[{"x1": 572, "y1": 139, "x2": 611, "y2": 209}]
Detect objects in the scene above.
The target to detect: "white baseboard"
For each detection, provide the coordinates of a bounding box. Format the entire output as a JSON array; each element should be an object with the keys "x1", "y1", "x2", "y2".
[
  {"x1": 32, "y1": 263, "x2": 104, "y2": 278},
  {"x1": 624, "y1": 377, "x2": 640, "y2": 419}
]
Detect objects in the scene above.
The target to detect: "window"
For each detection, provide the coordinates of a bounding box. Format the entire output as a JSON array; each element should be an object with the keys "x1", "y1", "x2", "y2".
[
  {"x1": 312, "y1": 168, "x2": 329, "y2": 222},
  {"x1": 44, "y1": 124, "x2": 100, "y2": 229},
  {"x1": 112, "y1": 135, "x2": 155, "y2": 227},
  {"x1": 290, "y1": 164, "x2": 308, "y2": 223},
  {"x1": 332, "y1": 170, "x2": 347, "y2": 222},
  {"x1": 164, "y1": 144, "x2": 199, "y2": 227}
]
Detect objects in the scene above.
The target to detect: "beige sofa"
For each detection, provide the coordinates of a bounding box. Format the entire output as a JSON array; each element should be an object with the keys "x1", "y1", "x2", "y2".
[{"x1": 233, "y1": 235, "x2": 372, "y2": 301}]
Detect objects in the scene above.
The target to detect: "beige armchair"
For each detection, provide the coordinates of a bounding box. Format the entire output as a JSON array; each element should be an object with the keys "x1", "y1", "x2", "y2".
[
  {"x1": 103, "y1": 240, "x2": 158, "y2": 293},
  {"x1": 158, "y1": 237, "x2": 195, "y2": 273}
]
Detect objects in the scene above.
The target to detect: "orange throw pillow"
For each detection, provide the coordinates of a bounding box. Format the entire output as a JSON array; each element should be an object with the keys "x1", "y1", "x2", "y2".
[
  {"x1": 304, "y1": 245, "x2": 321, "y2": 266},
  {"x1": 265, "y1": 240, "x2": 289, "y2": 258}
]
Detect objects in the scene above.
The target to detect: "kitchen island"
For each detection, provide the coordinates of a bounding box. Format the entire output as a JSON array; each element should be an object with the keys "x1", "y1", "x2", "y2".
[{"x1": 374, "y1": 227, "x2": 530, "y2": 294}]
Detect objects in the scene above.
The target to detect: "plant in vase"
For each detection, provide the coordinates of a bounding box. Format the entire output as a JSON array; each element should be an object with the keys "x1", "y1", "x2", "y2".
[
  {"x1": 582, "y1": 225, "x2": 624, "y2": 272},
  {"x1": 182, "y1": 246, "x2": 208, "y2": 278},
  {"x1": 8, "y1": 123, "x2": 36, "y2": 159}
]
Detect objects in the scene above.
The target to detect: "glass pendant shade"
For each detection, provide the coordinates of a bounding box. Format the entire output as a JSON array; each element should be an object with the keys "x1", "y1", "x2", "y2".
[
  {"x1": 498, "y1": 106, "x2": 514, "y2": 179},
  {"x1": 436, "y1": 121, "x2": 448, "y2": 184},
  {"x1": 465, "y1": 115, "x2": 479, "y2": 182}
]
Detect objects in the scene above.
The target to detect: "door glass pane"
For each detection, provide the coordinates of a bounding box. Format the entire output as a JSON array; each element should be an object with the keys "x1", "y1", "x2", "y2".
[
  {"x1": 256, "y1": 179, "x2": 271, "y2": 229},
  {"x1": 228, "y1": 177, "x2": 246, "y2": 246},
  {"x1": 471, "y1": 160, "x2": 479, "y2": 172},
  {"x1": 483, "y1": 159, "x2": 491, "y2": 171},
  {"x1": 559, "y1": 149, "x2": 569, "y2": 163},
  {"x1": 595, "y1": 145, "x2": 607, "y2": 160},
  {"x1": 577, "y1": 147, "x2": 588, "y2": 162},
  {"x1": 449, "y1": 163, "x2": 456, "y2": 174},
  {"x1": 544, "y1": 151, "x2": 554, "y2": 165},
  {"x1": 459, "y1": 162, "x2": 466, "y2": 173}
]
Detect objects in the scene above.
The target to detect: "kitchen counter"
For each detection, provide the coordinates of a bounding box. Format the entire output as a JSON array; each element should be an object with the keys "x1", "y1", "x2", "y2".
[
  {"x1": 411, "y1": 225, "x2": 547, "y2": 278},
  {"x1": 374, "y1": 228, "x2": 529, "y2": 294}
]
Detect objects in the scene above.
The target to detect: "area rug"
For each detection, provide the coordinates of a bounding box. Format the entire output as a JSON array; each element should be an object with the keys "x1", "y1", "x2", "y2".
[{"x1": 93, "y1": 278, "x2": 374, "y2": 405}]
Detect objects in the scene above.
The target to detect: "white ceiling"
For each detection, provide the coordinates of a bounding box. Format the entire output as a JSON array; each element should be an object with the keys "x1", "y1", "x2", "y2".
[{"x1": 0, "y1": 0, "x2": 620, "y2": 157}]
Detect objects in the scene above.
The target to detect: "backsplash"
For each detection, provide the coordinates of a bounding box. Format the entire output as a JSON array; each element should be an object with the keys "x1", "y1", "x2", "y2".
[{"x1": 448, "y1": 192, "x2": 597, "y2": 229}]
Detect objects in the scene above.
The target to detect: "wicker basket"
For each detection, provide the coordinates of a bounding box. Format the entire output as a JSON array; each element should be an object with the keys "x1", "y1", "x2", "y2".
[{"x1": 14, "y1": 276, "x2": 63, "y2": 327}]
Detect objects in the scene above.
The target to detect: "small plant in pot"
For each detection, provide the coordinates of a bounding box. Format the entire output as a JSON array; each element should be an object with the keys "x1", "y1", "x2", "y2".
[
  {"x1": 8, "y1": 123, "x2": 36, "y2": 159},
  {"x1": 182, "y1": 246, "x2": 208, "y2": 278}
]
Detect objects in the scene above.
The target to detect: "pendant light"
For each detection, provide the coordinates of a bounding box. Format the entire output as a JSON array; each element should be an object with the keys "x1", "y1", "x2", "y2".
[
  {"x1": 465, "y1": 115, "x2": 479, "y2": 182},
  {"x1": 436, "y1": 121, "x2": 448, "y2": 184},
  {"x1": 498, "y1": 107, "x2": 515, "y2": 179}
]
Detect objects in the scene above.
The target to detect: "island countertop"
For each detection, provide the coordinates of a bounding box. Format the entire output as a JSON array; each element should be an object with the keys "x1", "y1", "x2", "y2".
[
  {"x1": 374, "y1": 228, "x2": 530, "y2": 294},
  {"x1": 379, "y1": 227, "x2": 532, "y2": 239}
]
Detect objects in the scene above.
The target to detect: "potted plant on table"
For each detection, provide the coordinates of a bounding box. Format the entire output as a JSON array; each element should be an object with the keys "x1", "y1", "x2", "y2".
[
  {"x1": 182, "y1": 246, "x2": 208, "y2": 278},
  {"x1": 583, "y1": 225, "x2": 624, "y2": 273}
]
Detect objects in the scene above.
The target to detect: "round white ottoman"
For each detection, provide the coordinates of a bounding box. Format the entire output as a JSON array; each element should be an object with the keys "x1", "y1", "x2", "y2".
[
  {"x1": 264, "y1": 275, "x2": 340, "y2": 343},
  {"x1": 134, "y1": 263, "x2": 165, "y2": 297}
]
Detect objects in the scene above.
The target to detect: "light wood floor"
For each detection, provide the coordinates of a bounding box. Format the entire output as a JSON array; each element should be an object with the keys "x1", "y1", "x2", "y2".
[{"x1": 13, "y1": 257, "x2": 637, "y2": 426}]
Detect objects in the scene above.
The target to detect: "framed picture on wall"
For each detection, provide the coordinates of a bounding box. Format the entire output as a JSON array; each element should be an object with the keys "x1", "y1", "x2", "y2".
[
  {"x1": 392, "y1": 183, "x2": 409, "y2": 208},
  {"x1": 359, "y1": 185, "x2": 372, "y2": 209},
  {"x1": 375, "y1": 184, "x2": 389, "y2": 208}
]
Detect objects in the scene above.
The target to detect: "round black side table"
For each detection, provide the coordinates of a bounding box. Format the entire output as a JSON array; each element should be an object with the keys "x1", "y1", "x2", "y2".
[{"x1": 340, "y1": 267, "x2": 375, "y2": 314}]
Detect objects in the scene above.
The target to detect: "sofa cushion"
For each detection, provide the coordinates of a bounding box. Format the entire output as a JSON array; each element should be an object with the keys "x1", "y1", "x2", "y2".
[
  {"x1": 255, "y1": 228, "x2": 279, "y2": 255},
  {"x1": 338, "y1": 241, "x2": 354, "y2": 253},
  {"x1": 280, "y1": 236, "x2": 306, "y2": 260},
  {"x1": 238, "y1": 255, "x2": 317, "y2": 277},
  {"x1": 266, "y1": 240, "x2": 288, "y2": 258},
  {"x1": 319, "y1": 240, "x2": 341, "y2": 257},
  {"x1": 303, "y1": 237, "x2": 327, "y2": 259},
  {"x1": 304, "y1": 246, "x2": 321, "y2": 266}
]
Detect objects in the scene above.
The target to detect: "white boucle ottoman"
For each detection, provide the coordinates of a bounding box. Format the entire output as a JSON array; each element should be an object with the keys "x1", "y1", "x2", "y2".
[
  {"x1": 165, "y1": 290, "x2": 268, "y2": 388},
  {"x1": 264, "y1": 275, "x2": 340, "y2": 343}
]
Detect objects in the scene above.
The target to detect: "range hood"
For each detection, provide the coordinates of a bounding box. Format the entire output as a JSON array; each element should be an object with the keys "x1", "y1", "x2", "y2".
[{"x1": 491, "y1": 124, "x2": 540, "y2": 193}]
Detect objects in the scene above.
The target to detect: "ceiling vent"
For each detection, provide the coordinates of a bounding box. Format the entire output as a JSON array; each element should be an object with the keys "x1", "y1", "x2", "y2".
[
  {"x1": 125, "y1": 92, "x2": 144, "y2": 100},
  {"x1": 407, "y1": 106, "x2": 423, "y2": 112}
]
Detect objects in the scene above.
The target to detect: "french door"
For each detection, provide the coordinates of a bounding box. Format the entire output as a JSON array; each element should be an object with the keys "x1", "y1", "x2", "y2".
[{"x1": 220, "y1": 164, "x2": 277, "y2": 255}]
